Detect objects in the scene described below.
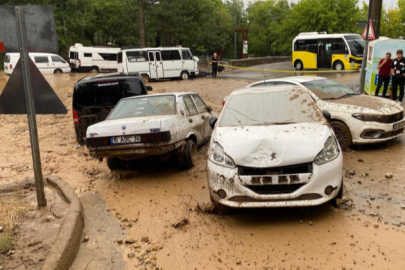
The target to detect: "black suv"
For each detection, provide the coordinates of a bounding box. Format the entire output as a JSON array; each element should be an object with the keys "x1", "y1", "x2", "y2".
[{"x1": 72, "y1": 73, "x2": 151, "y2": 145}]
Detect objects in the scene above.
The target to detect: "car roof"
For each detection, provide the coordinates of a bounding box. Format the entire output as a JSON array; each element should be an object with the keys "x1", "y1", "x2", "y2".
[
  {"x1": 231, "y1": 85, "x2": 308, "y2": 96},
  {"x1": 5, "y1": 52, "x2": 60, "y2": 56},
  {"x1": 76, "y1": 72, "x2": 142, "y2": 83},
  {"x1": 248, "y1": 76, "x2": 327, "y2": 86},
  {"x1": 121, "y1": 92, "x2": 198, "y2": 101}
]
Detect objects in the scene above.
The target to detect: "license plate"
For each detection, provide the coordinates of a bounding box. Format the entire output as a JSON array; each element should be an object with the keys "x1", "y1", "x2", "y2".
[
  {"x1": 393, "y1": 120, "x2": 405, "y2": 131},
  {"x1": 111, "y1": 135, "x2": 141, "y2": 144}
]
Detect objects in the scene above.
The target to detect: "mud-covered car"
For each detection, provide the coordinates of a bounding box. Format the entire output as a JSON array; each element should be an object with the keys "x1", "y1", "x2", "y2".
[
  {"x1": 207, "y1": 86, "x2": 343, "y2": 209},
  {"x1": 86, "y1": 92, "x2": 214, "y2": 171},
  {"x1": 247, "y1": 76, "x2": 405, "y2": 149}
]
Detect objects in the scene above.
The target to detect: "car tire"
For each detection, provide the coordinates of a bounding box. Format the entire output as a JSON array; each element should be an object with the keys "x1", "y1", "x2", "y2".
[
  {"x1": 294, "y1": 60, "x2": 303, "y2": 70},
  {"x1": 180, "y1": 71, "x2": 190, "y2": 80},
  {"x1": 54, "y1": 69, "x2": 63, "y2": 74},
  {"x1": 90, "y1": 66, "x2": 99, "y2": 73},
  {"x1": 178, "y1": 139, "x2": 197, "y2": 169},
  {"x1": 330, "y1": 121, "x2": 352, "y2": 149},
  {"x1": 333, "y1": 61, "x2": 344, "y2": 71},
  {"x1": 106, "y1": 157, "x2": 126, "y2": 171},
  {"x1": 141, "y1": 74, "x2": 150, "y2": 83}
]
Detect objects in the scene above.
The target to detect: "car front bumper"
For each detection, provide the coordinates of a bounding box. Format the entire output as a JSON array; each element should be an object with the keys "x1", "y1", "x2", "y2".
[
  {"x1": 351, "y1": 118, "x2": 405, "y2": 144},
  {"x1": 207, "y1": 155, "x2": 343, "y2": 208}
]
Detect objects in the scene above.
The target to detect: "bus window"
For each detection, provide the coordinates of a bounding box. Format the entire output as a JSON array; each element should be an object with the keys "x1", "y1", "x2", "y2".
[
  {"x1": 294, "y1": 40, "x2": 317, "y2": 53},
  {"x1": 332, "y1": 38, "x2": 348, "y2": 54}
]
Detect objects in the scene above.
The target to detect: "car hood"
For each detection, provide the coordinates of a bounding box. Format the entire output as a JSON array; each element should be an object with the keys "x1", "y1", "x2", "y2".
[
  {"x1": 86, "y1": 115, "x2": 174, "y2": 137},
  {"x1": 214, "y1": 123, "x2": 332, "y2": 168},
  {"x1": 320, "y1": 95, "x2": 403, "y2": 115}
]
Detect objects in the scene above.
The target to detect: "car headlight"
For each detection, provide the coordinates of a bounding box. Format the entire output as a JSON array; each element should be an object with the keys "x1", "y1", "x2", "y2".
[
  {"x1": 208, "y1": 142, "x2": 235, "y2": 168},
  {"x1": 314, "y1": 136, "x2": 339, "y2": 165},
  {"x1": 352, "y1": 113, "x2": 383, "y2": 122}
]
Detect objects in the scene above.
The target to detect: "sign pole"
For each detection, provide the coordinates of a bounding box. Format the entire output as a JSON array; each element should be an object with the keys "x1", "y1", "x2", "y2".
[
  {"x1": 15, "y1": 6, "x2": 47, "y2": 208},
  {"x1": 359, "y1": 2, "x2": 372, "y2": 94}
]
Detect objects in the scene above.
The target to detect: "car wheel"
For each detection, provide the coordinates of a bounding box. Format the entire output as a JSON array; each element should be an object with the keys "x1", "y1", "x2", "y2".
[
  {"x1": 178, "y1": 139, "x2": 197, "y2": 169},
  {"x1": 333, "y1": 61, "x2": 344, "y2": 71},
  {"x1": 181, "y1": 71, "x2": 190, "y2": 80},
  {"x1": 294, "y1": 60, "x2": 303, "y2": 70},
  {"x1": 90, "y1": 66, "x2": 99, "y2": 73},
  {"x1": 330, "y1": 121, "x2": 352, "y2": 149},
  {"x1": 141, "y1": 74, "x2": 149, "y2": 83},
  {"x1": 106, "y1": 157, "x2": 126, "y2": 171},
  {"x1": 54, "y1": 69, "x2": 63, "y2": 74}
]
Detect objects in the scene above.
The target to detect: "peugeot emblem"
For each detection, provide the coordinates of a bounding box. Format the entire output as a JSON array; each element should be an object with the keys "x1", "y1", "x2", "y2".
[{"x1": 122, "y1": 125, "x2": 126, "y2": 130}]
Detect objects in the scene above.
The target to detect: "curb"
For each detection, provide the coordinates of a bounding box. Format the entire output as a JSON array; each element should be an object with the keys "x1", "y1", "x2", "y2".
[
  {"x1": 42, "y1": 175, "x2": 84, "y2": 270},
  {"x1": 0, "y1": 176, "x2": 84, "y2": 270}
]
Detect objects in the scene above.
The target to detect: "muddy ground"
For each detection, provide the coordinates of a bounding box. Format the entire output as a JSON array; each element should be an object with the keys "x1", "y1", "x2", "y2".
[{"x1": 0, "y1": 71, "x2": 405, "y2": 269}]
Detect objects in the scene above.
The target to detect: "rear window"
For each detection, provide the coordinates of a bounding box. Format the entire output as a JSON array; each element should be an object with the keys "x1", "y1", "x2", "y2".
[
  {"x1": 4, "y1": 55, "x2": 11, "y2": 63},
  {"x1": 70, "y1": 51, "x2": 78, "y2": 59},
  {"x1": 118, "y1": 52, "x2": 123, "y2": 63},
  {"x1": 73, "y1": 79, "x2": 146, "y2": 110},
  {"x1": 108, "y1": 95, "x2": 176, "y2": 120}
]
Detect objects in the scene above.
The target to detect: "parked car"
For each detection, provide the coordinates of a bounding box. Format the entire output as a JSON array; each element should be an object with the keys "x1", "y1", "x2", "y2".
[
  {"x1": 4, "y1": 52, "x2": 71, "y2": 75},
  {"x1": 72, "y1": 73, "x2": 151, "y2": 145},
  {"x1": 247, "y1": 76, "x2": 405, "y2": 149},
  {"x1": 207, "y1": 86, "x2": 343, "y2": 209},
  {"x1": 86, "y1": 92, "x2": 214, "y2": 171}
]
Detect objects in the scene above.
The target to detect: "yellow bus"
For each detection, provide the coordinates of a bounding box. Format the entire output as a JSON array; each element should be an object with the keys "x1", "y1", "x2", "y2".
[{"x1": 292, "y1": 32, "x2": 364, "y2": 70}]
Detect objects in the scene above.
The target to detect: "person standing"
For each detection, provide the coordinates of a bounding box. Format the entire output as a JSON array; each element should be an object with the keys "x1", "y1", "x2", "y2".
[
  {"x1": 211, "y1": 53, "x2": 219, "y2": 78},
  {"x1": 391, "y1": 50, "x2": 405, "y2": 104},
  {"x1": 375, "y1": 52, "x2": 393, "y2": 98}
]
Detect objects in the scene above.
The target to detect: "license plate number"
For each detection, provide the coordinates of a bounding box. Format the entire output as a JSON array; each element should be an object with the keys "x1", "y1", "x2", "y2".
[
  {"x1": 111, "y1": 135, "x2": 141, "y2": 144},
  {"x1": 393, "y1": 121, "x2": 405, "y2": 131}
]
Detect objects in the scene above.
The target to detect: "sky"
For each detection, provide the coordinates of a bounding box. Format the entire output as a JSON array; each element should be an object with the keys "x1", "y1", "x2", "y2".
[{"x1": 242, "y1": 0, "x2": 399, "y2": 9}]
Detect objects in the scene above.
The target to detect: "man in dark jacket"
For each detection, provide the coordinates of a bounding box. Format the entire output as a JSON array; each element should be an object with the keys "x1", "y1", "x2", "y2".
[
  {"x1": 211, "y1": 53, "x2": 219, "y2": 78},
  {"x1": 391, "y1": 50, "x2": 405, "y2": 104}
]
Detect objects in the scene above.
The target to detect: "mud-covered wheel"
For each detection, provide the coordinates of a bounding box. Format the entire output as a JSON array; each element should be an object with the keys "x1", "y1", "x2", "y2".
[
  {"x1": 330, "y1": 121, "x2": 352, "y2": 149},
  {"x1": 141, "y1": 74, "x2": 150, "y2": 83},
  {"x1": 106, "y1": 157, "x2": 126, "y2": 171},
  {"x1": 177, "y1": 139, "x2": 197, "y2": 169},
  {"x1": 90, "y1": 66, "x2": 99, "y2": 73},
  {"x1": 294, "y1": 60, "x2": 303, "y2": 70},
  {"x1": 210, "y1": 195, "x2": 233, "y2": 214},
  {"x1": 180, "y1": 71, "x2": 190, "y2": 80}
]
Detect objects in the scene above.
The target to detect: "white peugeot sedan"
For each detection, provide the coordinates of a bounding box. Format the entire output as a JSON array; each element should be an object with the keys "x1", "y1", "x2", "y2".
[
  {"x1": 86, "y1": 92, "x2": 214, "y2": 171},
  {"x1": 207, "y1": 86, "x2": 343, "y2": 209},
  {"x1": 247, "y1": 77, "x2": 405, "y2": 149}
]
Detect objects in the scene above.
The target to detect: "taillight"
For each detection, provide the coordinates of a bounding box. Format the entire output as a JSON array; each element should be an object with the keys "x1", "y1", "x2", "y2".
[
  {"x1": 72, "y1": 109, "x2": 79, "y2": 125},
  {"x1": 141, "y1": 131, "x2": 171, "y2": 143},
  {"x1": 9, "y1": 64, "x2": 12, "y2": 69},
  {"x1": 86, "y1": 137, "x2": 110, "y2": 147}
]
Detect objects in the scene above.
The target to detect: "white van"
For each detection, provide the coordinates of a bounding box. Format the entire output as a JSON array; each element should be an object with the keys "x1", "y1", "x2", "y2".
[
  {"x1": 69, "y1": 43, "x2": 120, "y2": 73},
  {"x1": 4, "y1": 52, "x2": 71, "y2": 75},
  {"x1": 117, "y1": 47, "x2": 199, "y2": 82}
]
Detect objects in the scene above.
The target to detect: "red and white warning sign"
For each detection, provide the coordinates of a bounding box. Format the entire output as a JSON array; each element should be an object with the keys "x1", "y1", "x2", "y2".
[{"x1": 362, "y1": 20, "x2": 375, "y2": 40}]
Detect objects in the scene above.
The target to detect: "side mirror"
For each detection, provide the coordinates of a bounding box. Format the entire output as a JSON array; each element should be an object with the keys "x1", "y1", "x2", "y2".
[
  {"x1": 209, "y1": 117, "x2": 218, "y2": 129},
  {"x1": 207, "y1": 106, "x2": 213, "y2": 112},
  {"x1": 322, "y1": 110, "x2": 331, "y2": 121},
  {"x1": 146, "y1": 86, "x2": 153, "y2": 91}
]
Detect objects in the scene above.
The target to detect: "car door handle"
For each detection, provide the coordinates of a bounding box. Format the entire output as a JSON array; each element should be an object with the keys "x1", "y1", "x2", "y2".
[{"x1": 189, "y1": 118, "x2": 193, "y2": 123}]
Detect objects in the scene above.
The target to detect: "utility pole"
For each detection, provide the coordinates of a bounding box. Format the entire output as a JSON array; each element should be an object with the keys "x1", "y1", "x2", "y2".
[
  {"x1": 370, "y1": 0, "x2": 382, "y2": 39},
  {"x1": 139, "y1": 0, "x2": 145, "y2": 47},
  {"x1": 359, "y1": 2, "x2": 372, "y2": 94}
]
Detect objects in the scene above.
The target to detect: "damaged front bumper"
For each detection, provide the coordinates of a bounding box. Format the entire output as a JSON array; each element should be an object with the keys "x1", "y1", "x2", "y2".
[
  {"x1": 207, "y1": 156, "x2": 343, "y2": 208},
  {"x1": 88, "y1": 141, "x2": 185, "y2": 159}
]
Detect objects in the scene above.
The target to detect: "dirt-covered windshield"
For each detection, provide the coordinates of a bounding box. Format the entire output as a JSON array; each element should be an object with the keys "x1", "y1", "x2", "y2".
[
  {"x1": 108, "y1": 95, "x2": 176, "y2": 120},
  {"x1": 219, "y1": 89, "x2": 323, "y2": 127},
  {"x1": 302, "y1": 79, "x2": 359, "y2": 100}
]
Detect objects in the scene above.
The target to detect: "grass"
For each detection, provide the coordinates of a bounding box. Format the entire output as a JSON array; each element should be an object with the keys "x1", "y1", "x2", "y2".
[{"x1": 0, "y1": 190, "x2": 34, "y2": 253}]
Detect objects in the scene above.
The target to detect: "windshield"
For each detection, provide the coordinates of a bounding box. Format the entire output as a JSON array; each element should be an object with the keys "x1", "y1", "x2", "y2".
[
  {"x1": 302, "y1": 79, "x2": 359, "y2": 100},
  {"x1": 108, "y1": 95, "x2": 176, "y2": 120},
  {"x1": 345, "y1": 35, "x2": 364, "y2": 57},
  {"x1": 219, "y1": 89, "x2": 323, "y2": 127}
]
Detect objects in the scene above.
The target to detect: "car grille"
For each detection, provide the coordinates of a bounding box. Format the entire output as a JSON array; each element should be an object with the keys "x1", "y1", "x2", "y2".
[
  {"x1": 238, "y1": 163, "x2": 313, "y2": 176},
  {"x1": 229, "y1": 193, "x2": 322, "y2": 202},
  {"x1": 378, "y1": 112, "x2": 404, "y2": 124},
  {"x1": 246, "y1": 184, "x2": 305, "y2": 195}
]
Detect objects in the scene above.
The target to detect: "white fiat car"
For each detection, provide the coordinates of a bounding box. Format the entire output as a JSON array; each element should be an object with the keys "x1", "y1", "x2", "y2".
[
  {"x1": 247, "y1": 77, "x2": 405, "y2": 149},
  {"x1": 207, "y1": 86, "x2": 343, "y2": 209},
  {"x1": 86, "y1": 93, "x2": 214, "y2": 171}
]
